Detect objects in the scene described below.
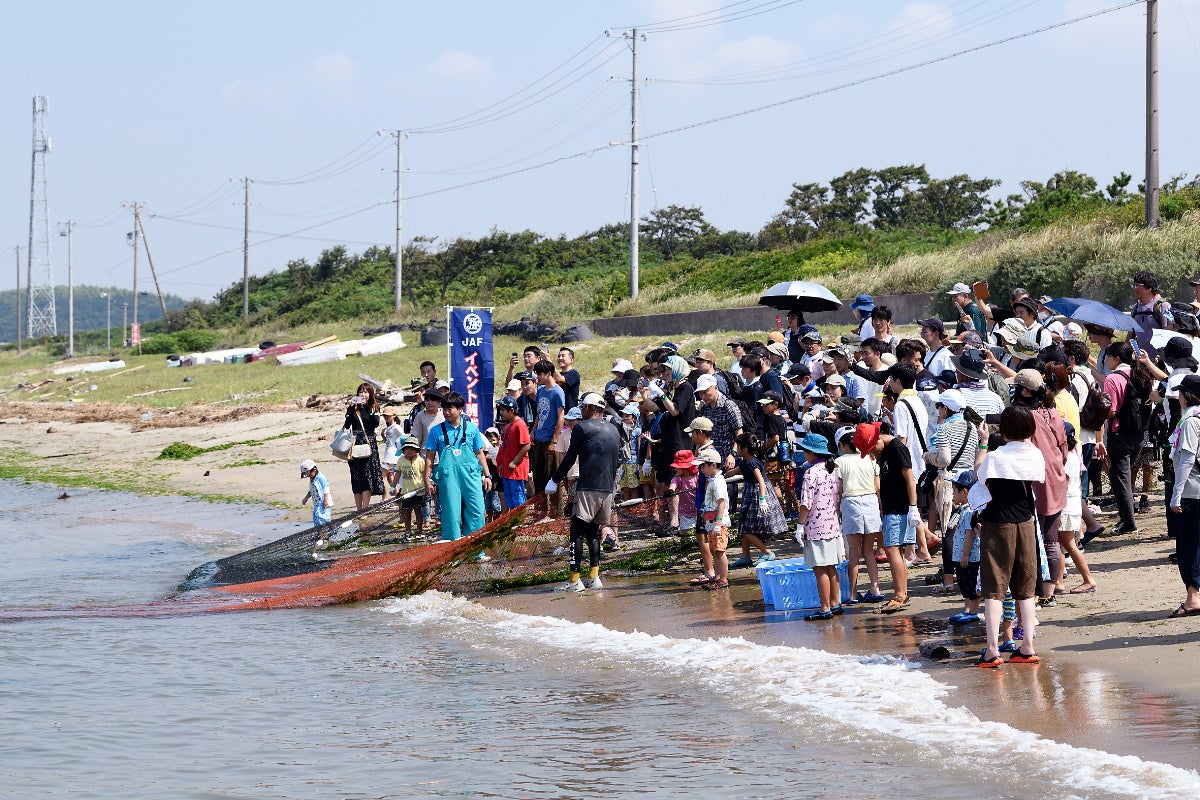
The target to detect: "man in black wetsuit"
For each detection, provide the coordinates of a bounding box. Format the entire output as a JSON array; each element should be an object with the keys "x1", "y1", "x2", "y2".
[{"x1": 546, "y1": 393, "x2": 622, "y2": 592}]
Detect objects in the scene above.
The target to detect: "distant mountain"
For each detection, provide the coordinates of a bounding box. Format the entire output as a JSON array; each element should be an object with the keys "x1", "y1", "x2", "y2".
[{"x1": 0, "y1": 286, "x2": 188, "y2": 337}]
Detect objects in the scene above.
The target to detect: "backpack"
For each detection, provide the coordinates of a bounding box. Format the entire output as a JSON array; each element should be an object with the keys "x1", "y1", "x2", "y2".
[
  {"x1": 1112, "y1": 371, "x2": 1152, "y2": 442},
  {"x1": 717, "y1": 368, "x2": 746, "y2": 400},
  {"x1": 1078, "y1": 379, "x2": 1113, "y2": 431}
]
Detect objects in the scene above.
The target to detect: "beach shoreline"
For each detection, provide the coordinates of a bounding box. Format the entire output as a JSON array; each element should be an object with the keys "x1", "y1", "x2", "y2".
[{"x1": 4, "y1": 397, "x2": 1200, "y2": 711}]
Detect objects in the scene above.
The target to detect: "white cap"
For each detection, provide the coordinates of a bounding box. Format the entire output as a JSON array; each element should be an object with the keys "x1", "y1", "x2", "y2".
[
  {"x1": 580, "y1": 392, "x2": 606, "y2": 409},
  {"x1": 611, "y1": 359, "x2": 634, "y2": 374},
  {"x1": 506, "y1": 379, "x2": 522, "y2": 392},
  {"x1": 936, "y1": 388, "x2": 967, "y2": 412},
  {"x1": 695, "y1": 373, "x2": 718, "y2": 392},
  {"x1": 946, "y1": 282, "x2": 971, "y2": 296},
  {"x1": 565, "y1": 406, "x2": 583, "y2": 420},
  {"x1": 300, "y1": 459, "x2": 317, "y2": 477}
]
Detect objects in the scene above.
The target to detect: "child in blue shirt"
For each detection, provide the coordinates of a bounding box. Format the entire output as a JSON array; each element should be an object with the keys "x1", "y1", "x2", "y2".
[
  {"x1": 300, "y1": 458, "x2": 333, "y2": 526},
  {"x1": 948, "y1": 470, "x2": 981, "y2": 625}
]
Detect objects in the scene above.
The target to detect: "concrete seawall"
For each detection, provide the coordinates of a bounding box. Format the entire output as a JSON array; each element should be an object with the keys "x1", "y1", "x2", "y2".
[{"x1": 587, "y1": 292, "x2": 937, "y2": 338}]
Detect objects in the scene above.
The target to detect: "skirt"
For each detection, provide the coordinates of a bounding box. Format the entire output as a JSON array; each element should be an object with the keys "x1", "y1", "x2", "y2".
[
  {"x1": 804, "y1": 535, "x2": 846, "y2": 567},
  {"x1": 348, "y1": 435, "x2": 386, "y2": 496},
  {"x1": 738, "y1": 480, "x2": 788, "y2": 539}
]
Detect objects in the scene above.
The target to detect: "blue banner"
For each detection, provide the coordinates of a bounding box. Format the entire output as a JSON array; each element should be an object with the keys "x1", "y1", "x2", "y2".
[{"x1": 448, "y1": 307, "x2": 494, "y2": 431}]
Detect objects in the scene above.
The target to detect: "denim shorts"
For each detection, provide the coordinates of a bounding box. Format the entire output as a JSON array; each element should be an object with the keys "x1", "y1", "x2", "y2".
[{"x1": 882, "y1": 514, "x2": 916, "y2": 547}]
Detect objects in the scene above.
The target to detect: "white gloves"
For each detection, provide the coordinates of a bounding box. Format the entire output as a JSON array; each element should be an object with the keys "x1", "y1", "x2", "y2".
[
  {"x1": 794, "y1": 523, "x2": 805, "y2": 545},
  {"x1": 645, "y1": 382, "x2": 665, "y2": 400},
  {"x1": 545, "y1": 479, "x2": 558, "y2": 496},
  {"x1": 640, "y1": 460, "x2": 653, "y2": 477},
  {"x1": 907, "y1": 505, "x2": 922, "y2": 529}
]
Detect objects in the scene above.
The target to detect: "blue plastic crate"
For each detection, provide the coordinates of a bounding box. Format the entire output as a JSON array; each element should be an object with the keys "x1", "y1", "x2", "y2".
[
  {"x1": 755, "y1": 557, "x2": 806, "y2": 605},
  {"x1": 762, "y1": 560, "x2": 851, "y2": 610}
]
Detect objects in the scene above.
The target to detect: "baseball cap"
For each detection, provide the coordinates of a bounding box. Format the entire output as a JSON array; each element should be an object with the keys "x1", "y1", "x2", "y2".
[
  {"x1": 693, "y1": 449, "x2": 722, "y2": 465},
  {"x1": 581, "y1": 392, "x2": 606, "y2": 409},
  {"x1": 758, "y1": 391, "x2": 783, "y2": 406},
  {"x1": 684, "y1": 416, "x2": 714, "y2": 433},
  {"x1": 611, "y1": 359, "x2": 634, "y2": 374},
  {"x1": 505, "y1": 379, "x2": 522, "y2": 392},
  {"x1": 496, "y1": 395, "x2": 517, "y2": 410},
  {"x1": 695, "y1": 373, "x2": 718, "y2": 392},
  {"x1": 1013, "y1": 368, "x2": 1044, "y2": 391},
  {"x1": 822, "y1": 373, "x2": 846, "y2": 388},
  {"x1": 660, "y1": 341, "x2": 680, "y2": 353},
  {"x1": 299, "y1": 459, "x2": 317, "y2": 477},
  {"x1": 565, "y1": 406, "x2": 583, "y2": 420},
  {"x1": 936, "y1": 388, "x2": 967, "y2": 412},
  {"x1": 918, "y1": 317, "x2": 945, "y2": 335},
  {"x1": 946, "y1": 282, "x2": 971, "y2": 296},
  {"x1": 516, "y1": 370, "x2": 536, "y2": 382},
  {"x1": 936, "y1": 369, "x2": 958, "y2": 388},
  {"x1": 800, "y1": 329, "x2": 822, "y2": 343},
  {"x1": 727, "y1": 336, "x2": 748, "y2": 347},
  {"x1": 695, "y1": 348, "x2": 718, "y2": 363},
  {"x1": 951, "y1": 470, "x2": 977, "y2": 489}
]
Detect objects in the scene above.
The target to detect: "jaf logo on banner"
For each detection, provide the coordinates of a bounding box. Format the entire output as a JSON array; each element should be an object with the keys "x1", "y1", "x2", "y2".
[{"x1": 448, "y1": 308, "x2": 495, "y2": 431}]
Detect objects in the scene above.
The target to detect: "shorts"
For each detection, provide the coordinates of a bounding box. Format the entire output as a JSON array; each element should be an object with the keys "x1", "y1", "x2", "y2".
[
  {"x1": 620, "y1": 463, "x2": 640, "y2": 490},
  {"x1": 804, "y1": 535, "x2": 846, "y2": 567},
  {"x1": 979, "y1": 518, "x2": 1039, "y2": 601},
  {"x1": 572, "y1": 489, "x2": 613, "y2": 526},
  {"x1": 1059, "y1": 512, "x2": 1082, "y2": 534},
  {"x1": 679, "y1": 515, "x2": 697, "y2": 531},
  {"x1": 841, "y1": 495, "x2": 882, "y2": 536},
  {"x1": 954, "y1": 562, "x2": 980, "y2": 600},
  {"x1": 502, "y1": 477, "x2": 528, "y2": 509},
  {"x1": 702, "y1": 525, "x2": 729, "y2": 552},
  {"x1": 400, "y1": 491, "x2": 425, "y2": 510},
  {"x1": 882, "y1": 514, "x2": 916, "y2": 547}
]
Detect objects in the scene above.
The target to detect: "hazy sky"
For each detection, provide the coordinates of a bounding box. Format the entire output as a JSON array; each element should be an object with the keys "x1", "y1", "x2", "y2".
[{"x1": 1, "y1": 0, "x2": 1197, "y2": 301}]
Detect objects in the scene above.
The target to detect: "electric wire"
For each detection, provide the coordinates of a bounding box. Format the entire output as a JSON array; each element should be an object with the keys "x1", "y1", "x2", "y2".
[
  {"x1": 405, "y1": 144, "x2": 619, "y2": 202},
  {"x1": 255, "y1": 134, "x2": 382, "y2": 186},
  {"x1": 411, "y1": 41, "x2": 626, "y2": 134},
  {"x1": 408, "y1": 34, "x2": 609, "y2": 133},
  {"x1": 638, "y1": 0, "x2": 809, "y2": 33},
  {"x1": 255, "y1": 138, "x2": 393, "y2": 186},
  {"x1": 653, "y1": 0, "x2": 1038, "y2": 86},
  {"x1": 641, "y1": 1, "x2": 1143, "y2": 142}
]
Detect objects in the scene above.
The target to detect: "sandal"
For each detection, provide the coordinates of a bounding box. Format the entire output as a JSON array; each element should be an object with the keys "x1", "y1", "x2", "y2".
[
  {"x1": 930, "y1": 584, "x2": 957, "y2": 595},
  {"x1": 804, "y1": 609, "x2": 834, "y2": 621},
  {"x1": 702, "y1": 580, "x2": 729, "y2": 590},
  {"x1": 880, "y1": 597, "x2": 909, "y2": 614},
  {"x1": 1169, "y1": 603, "x2": 1200, "y2": 617},
  {"x1": 975, "y1": 655, "x2": 1004, "y2": 669},
  {"x1": 689, "y1": 573, "x2": 715, "y2": 585},
  {"x1": 1009, "y1": 652, "x2": 1040, "y2": 664}
]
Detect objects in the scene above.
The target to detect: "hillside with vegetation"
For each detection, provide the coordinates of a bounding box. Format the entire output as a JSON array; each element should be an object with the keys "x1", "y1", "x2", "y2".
[{"x1": 6, "y1": 165, "x2": 1200, "y2": 358}]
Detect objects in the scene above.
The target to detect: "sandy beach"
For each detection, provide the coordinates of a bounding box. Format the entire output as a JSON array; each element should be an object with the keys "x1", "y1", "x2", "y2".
[{"x1": 3, "y1": 397, "x2": 1200, "y2": 710}]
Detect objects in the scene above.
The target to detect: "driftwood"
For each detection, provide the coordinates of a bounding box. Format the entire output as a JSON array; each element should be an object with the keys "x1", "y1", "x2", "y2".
[{"x1": 126, "y1": 387, "x2": 193, "y2": 399}]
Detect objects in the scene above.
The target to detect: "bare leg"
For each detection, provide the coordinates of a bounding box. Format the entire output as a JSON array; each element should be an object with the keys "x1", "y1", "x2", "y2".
[
  {"x1": 885, "y1": 545, "x2": 908, "y2": 600},
  {"x1": 740, "y1": 533, "x2": 773, "y2": 559},
  {"x1": 1059, "y1": 529, "x2": 1096, "y2": 591},
  {"x1": 696, "y1": 532, "x2": 713, "y2": 577},
  {"x1": 355, "y1": 490, "x2": 371, "y2": 511},
  {"x1": 815, "y1": 566, "x2": 834, "y2": 612},
  {"x1": 982, "y1": 597, "x2": 1003, "y2": 659},
  {"x1": 1016, "y1": 597, "x2": 1038, "y2": 655}
]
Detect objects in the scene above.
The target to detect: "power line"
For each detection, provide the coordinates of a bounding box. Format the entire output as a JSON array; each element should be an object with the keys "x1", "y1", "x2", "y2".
[
  {"x1": 411, "y1": 41, "x2": 626, "y2": 134},
  {"x1": 642, "y1": 1, "x2": 1143, "y2": 141},
  {"x1": 408, "y1": 34, "x2": 610, "y2": 133},
  {"x1": 405, "y1": 144, "x2": 618, "y2": 202},
  {"x1": 639, "y1": 0, "x2": 809, "y2": 33},
  {"x1": 254, "y1": 133, "x2": 383, "y2": 186}
]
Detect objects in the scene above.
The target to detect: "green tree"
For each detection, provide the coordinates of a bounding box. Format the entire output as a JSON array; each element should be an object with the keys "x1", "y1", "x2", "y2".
[{"x1": 641, "y1": 204, "x2": 714, "y2": 258}]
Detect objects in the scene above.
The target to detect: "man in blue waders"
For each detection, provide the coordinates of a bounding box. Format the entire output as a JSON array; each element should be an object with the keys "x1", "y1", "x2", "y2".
[
  {"x1": 422, "y1": 391, "x2": 492, "y2": 560},
  {"x1": 546, "y1": 393, "x2": 622, "y2": 592}
]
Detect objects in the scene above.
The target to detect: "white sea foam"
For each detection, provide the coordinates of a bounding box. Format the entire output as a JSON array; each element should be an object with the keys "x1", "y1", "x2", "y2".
[{"x1": 381, "y1": 591, "x2": 1200, "y2": 799}]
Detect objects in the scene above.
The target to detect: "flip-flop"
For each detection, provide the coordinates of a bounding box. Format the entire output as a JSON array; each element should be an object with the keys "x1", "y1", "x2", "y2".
[
  {"x1": 1068, "y1": 585, "x2": 1098, "y2": 594},
  {"x1": 975, "y1": 655, "x2": 1004, "y2": 669},
  {"x1": 1169, "y1": 604, "x2": 1200, "y2": 617},
  {"x1": 1009, "y1": 652, "x2": 1040, "y2": 664},
  {"x1": 689, "y1": 573, "x2": 715, "y2": 585}
]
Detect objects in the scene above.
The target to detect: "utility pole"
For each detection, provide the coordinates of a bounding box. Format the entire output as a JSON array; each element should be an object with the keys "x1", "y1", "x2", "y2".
[
  {"x1": 59, "y1": 220, "x2": 74, "y2": 356},
  {"x1": 100, "y1": 291, "x2": 111, "y2": 351},
  {"x1": 123, "y1": 202, "x2": 140, "y2": 339},
  {"x1": 1145, "y1": 0, "x2": 1160, "y2": 228},
  {"x1": 122, "y1": 302, "x2": 128, "y2": 348},
  {"x1": 14, "y1": 246, "x2": 21, "y2": 355},
  {"x1": 233, "y1": 176, "x2": 252, "y2": 323},
  {"x1": 628, "y1": 28, "x2": 642, "y2": 299},
  {"x1": 379, "y1": 130, "x2": 404, "y2": 313},
  {"x1": 136, "y1": 214, "x2": 169, "y2": 321}
]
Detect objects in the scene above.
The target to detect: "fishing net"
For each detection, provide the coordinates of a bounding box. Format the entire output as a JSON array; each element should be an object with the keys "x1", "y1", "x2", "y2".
[{"x1": 177, "y1": 486, "x2": 713, "y2": 612}]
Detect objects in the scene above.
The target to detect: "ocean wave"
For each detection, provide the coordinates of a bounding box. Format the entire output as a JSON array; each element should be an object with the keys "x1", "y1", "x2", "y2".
[{"x1": 380, "y1": 591, "x2": 1200, "y2": 800}]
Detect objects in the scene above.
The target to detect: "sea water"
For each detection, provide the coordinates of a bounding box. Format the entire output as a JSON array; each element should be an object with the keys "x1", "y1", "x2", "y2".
[{"x1": 2, "y1": 479, "x2": 1199, "y2": 799}]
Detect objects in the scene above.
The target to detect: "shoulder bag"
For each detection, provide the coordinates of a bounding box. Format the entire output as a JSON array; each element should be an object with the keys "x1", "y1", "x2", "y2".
[{"x1": 349, "y1": 409, "x2": 372, "y2": 460}]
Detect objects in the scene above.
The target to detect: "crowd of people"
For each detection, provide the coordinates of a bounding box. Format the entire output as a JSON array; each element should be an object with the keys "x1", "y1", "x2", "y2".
[{"x1": 300, "y1": 270, "x2": 1200, "y2": 666}]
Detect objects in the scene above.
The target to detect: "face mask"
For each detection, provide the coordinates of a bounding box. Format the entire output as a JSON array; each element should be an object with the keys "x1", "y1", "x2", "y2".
[{"x1": 1038, "y1": 310, "x2": 1051, "y2": 323}]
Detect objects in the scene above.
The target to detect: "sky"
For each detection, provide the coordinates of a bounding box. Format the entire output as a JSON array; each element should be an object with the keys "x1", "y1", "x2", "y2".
[{"x1": 1, "y1": 0, "x2": 1198, "y2": 303}]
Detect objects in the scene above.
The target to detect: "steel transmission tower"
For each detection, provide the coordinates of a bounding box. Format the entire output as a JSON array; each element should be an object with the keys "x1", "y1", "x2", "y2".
[{"x1": 26, "y1": 96, "x2": 56, "y2": 338}]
